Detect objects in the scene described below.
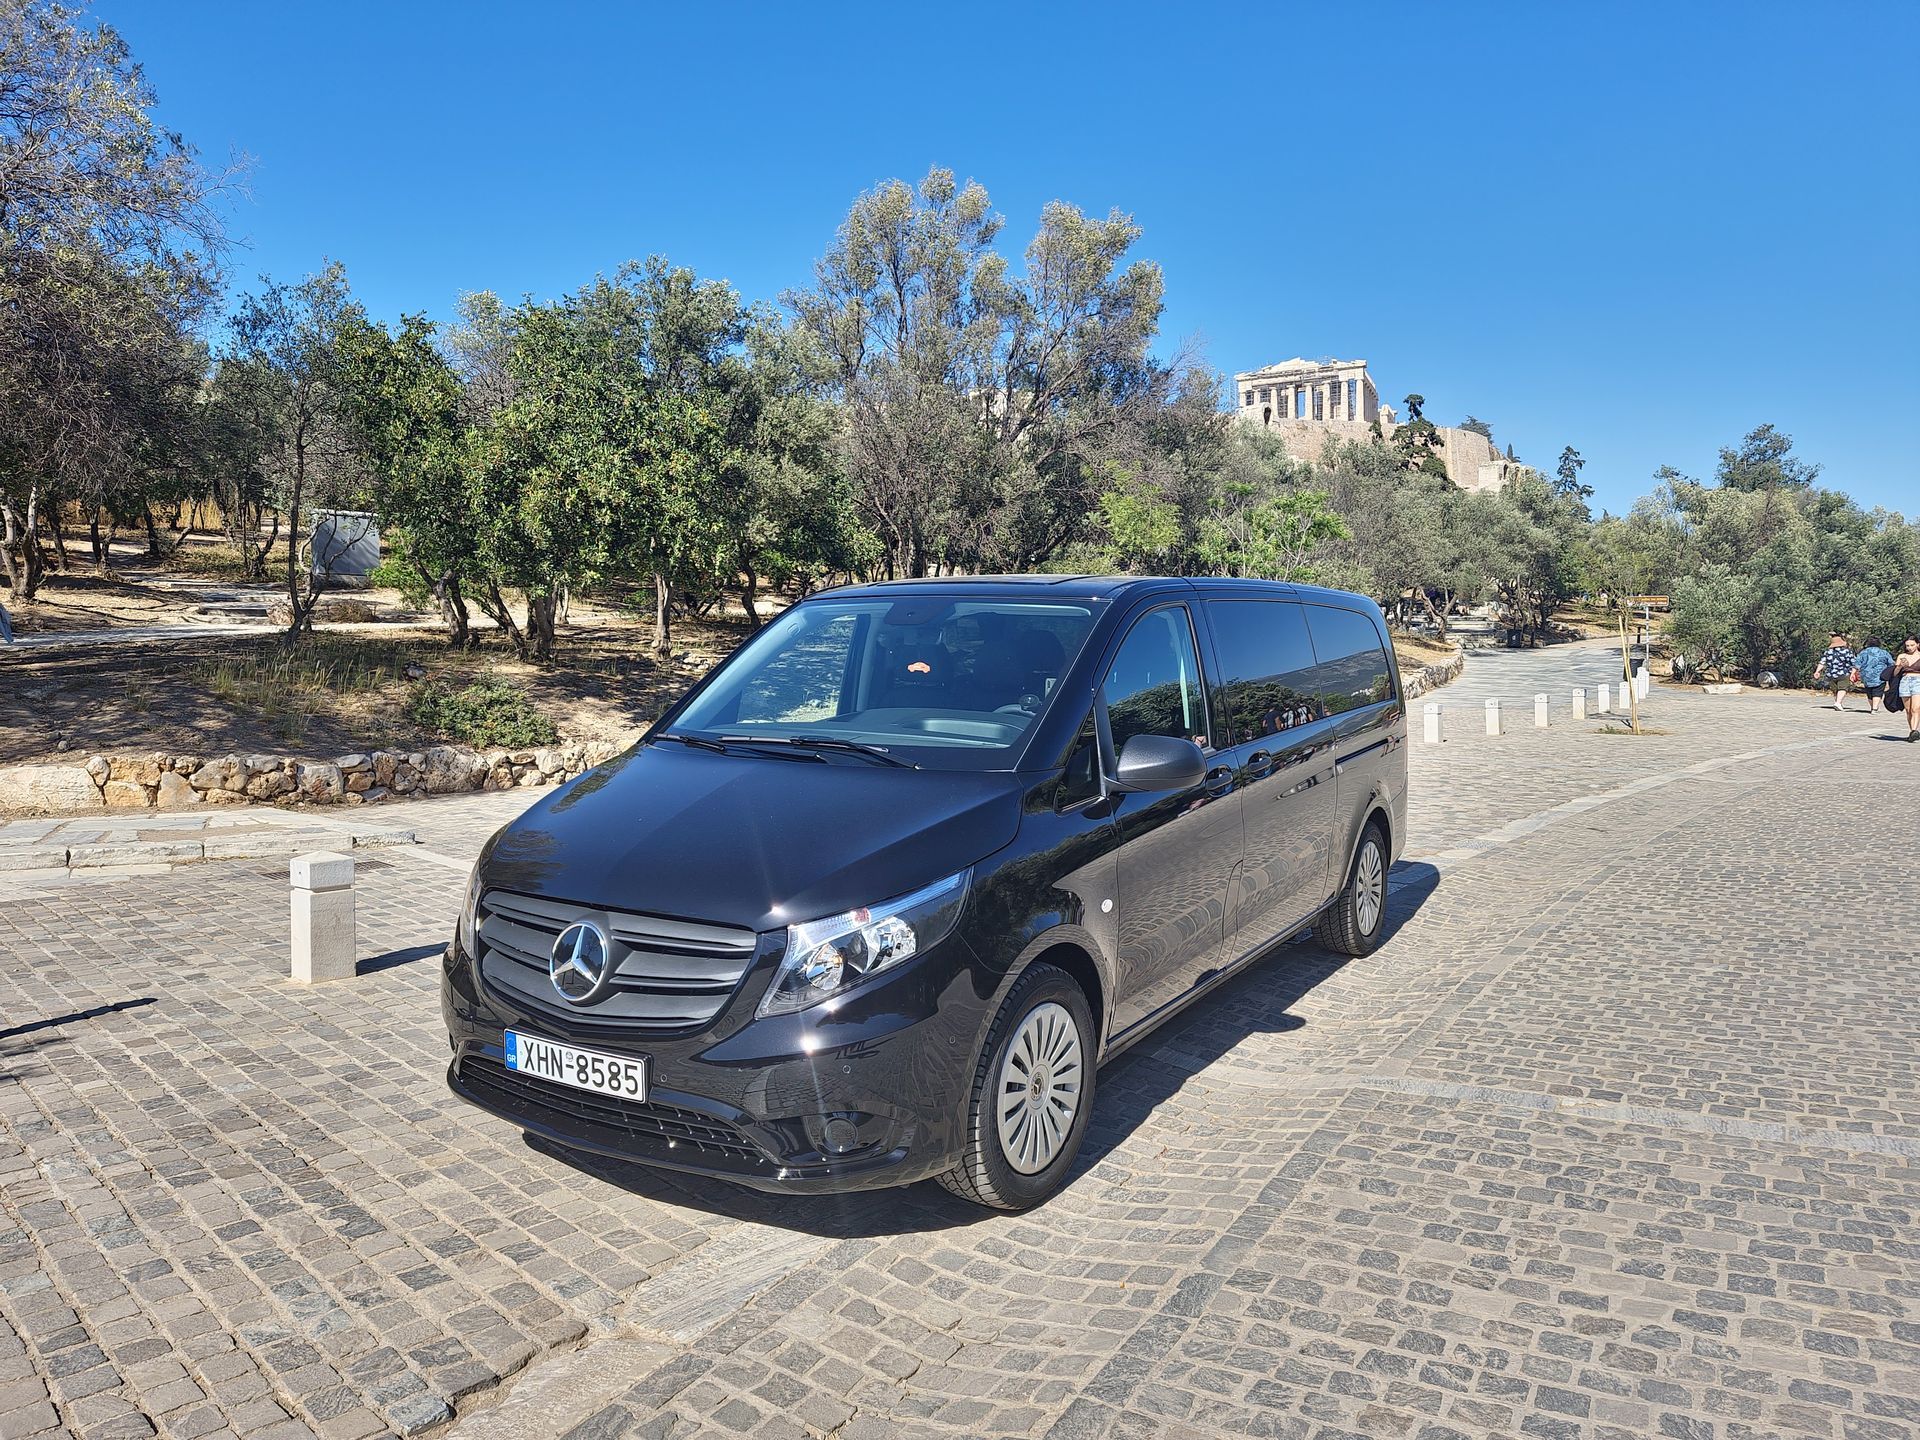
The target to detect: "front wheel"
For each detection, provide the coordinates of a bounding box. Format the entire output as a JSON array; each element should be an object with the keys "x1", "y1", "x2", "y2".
[
  {"x1": 935, "y1": 963, "x2": 1095, "y2": 1210},
  {"x1": 1319, "y1": 821, "x2": 1389, "y2": 957}
]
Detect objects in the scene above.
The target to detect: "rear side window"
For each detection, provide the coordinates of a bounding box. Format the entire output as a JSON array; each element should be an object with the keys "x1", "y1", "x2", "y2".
[
  {"x1": 1104, "y1": 606, "x2": 1210, "y2": 752},
  {"x1": 1205, "y1": 600, "x2": 1323, "y2": 744},
  {"x1": 1303, "y1": 605, "x2": 1395, "y2": 714}
]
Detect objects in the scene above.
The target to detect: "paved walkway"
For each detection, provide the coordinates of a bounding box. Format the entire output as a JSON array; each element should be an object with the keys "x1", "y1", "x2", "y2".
[
  {"x1": 2, "y1": 665, "x2": 1917, "y2": 1440},
  {"x1": 1428, "y1": 636, "x2": 1635, "y2": 714}
]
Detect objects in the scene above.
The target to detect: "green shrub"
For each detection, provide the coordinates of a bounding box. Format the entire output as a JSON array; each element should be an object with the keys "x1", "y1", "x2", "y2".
[
  {"x1": 408, "y1": 676, "x2": 558, "y2": 748},
  {"x1": 369, "y1": 554, "x2": 435, "y2": 608}
]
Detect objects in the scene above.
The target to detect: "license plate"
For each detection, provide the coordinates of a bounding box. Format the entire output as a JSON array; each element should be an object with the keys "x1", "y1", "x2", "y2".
[{"x1": 505, "y1": 1030, "x2": 648, "y2": 1102}]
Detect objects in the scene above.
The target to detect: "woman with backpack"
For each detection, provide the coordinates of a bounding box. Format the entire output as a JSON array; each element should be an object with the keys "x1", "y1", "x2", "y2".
[{"x1": 1855, "y1": 637, "x2": 1894, "y2": 715}]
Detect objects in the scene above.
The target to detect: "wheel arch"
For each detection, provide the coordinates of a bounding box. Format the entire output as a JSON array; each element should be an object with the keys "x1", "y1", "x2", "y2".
[
  {"x1": 972, "y1": 924, "x2": 1112, "y2": 1065},
  {"x1": 1341, "y1": 797, "x2": 1393, "y2": 880}
]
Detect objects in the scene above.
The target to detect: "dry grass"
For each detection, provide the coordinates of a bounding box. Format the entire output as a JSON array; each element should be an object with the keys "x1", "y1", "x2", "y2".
[
  {"x1": 1392, "y1": 633, "x2": 1459, "y2": 668},
  {"x1": 190, "y1": 636, "x2": 430, "y2": 744},
  {"x1": 162, "y1": 536, "x2": 296, "y2": 582}
]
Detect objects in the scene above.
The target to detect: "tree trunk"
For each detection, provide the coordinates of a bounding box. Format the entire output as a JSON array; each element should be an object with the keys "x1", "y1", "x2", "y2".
[
  {"x1": 1416, "y1": 588, "x2": 1450, "y2": 640},
  {"x1": 441, "y1": 572, "x2": 472, "y2": 648},
  {"x1": 477, "y1": 581, "x2": 530, "y2": 659},
  {"x1": 21, "y1": 485, "x2": 46, "y2": 599},
  {"x1": 526, "y1": 591, "x2": 558, "y2": 663},
  {"x1": 144, "y1": 504, "x2": 163, "y2": 559},
  {"x1": 0, "y1": 494, "x2": 22, "y2": 599},
  {"x1": 740, "y1": 567, "x2": 761, "y2": 630},
  {"x1": 44, "y1": 503, "x2": 68, "y2": 573},
  {"x1": 250, "y1": 509, "x2": 279, "y2": 581},
  {"x1": 88, "y1": 510, "x2": 107, "y2": 573},
  {"x1": 283, "y1": 439, "x2": 313, "y2": 643},
  {"x1": 652, "y1": 572, "x2": 672, "y2": 657}
]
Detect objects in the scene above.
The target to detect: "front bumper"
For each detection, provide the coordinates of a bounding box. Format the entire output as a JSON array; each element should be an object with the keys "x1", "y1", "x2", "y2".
[{"x1": 440, "y1": 937, "x2": 985, "y2": 1194}]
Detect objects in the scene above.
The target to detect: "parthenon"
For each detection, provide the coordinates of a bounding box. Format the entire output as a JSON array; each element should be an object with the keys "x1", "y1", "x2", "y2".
[
  {"x1": 1236, "y1": 356, "x2": 1384, "y2": 429},
  {"x1": 1232, "y1": 355, "x2": 1524, "y2": 494}
]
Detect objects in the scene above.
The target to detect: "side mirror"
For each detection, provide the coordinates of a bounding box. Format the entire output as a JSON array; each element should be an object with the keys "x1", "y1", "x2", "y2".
[{"x1": 1110, "y1": 734, "x2": 1206, "y2": 794}]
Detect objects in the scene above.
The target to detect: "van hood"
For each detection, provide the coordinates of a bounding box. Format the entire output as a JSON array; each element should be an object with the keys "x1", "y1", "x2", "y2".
[{"x1": 480, "y1": 741, "x2": 1026, "y2": 933}]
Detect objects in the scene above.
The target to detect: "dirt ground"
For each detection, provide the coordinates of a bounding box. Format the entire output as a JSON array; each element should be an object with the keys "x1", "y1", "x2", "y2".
[
  {"x1": 2, "y1": 546, "x2": 751, "y2": 764},
  {"x1": 0, "y1": 569, "x2": 182, "y2": 635},
  {"x1": 0, "y1": 622, "x2": 745, "y2": 765}
]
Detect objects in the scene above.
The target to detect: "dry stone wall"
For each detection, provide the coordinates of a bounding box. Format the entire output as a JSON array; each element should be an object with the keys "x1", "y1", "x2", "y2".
[
  {"x1": 0, "y1": 740, "x2": 622, "y2": 817},
  {"x1": 1403, "y1": 650, "x2": 1466, "y2": 699}
]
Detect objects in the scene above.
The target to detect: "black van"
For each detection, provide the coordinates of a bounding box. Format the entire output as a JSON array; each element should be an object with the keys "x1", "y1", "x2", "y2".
[{"x1": 443, "y1": 576, "x2": 1406, "y2": 1209}]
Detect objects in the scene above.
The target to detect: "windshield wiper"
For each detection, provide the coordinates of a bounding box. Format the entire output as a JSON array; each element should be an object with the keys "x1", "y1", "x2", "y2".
[
  {"x1": 654, "y1": 731, "x2": 729, "y2": 753},
  {"x1": 779, "y1": 735, "x2": 916, "y2": 768},
  {"x1": 659, "y1": 730, "x2": 908, "y2": 767},
  {"x1": 656, "y1": 731, "x2": 822, "y2": 762}
]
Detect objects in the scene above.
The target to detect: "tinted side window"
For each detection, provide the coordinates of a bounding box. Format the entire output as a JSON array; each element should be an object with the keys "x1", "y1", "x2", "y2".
[
  {"x1": 1105, "y1": 607, "x2": 1210, "y2": 751},
  {"x1": 1205, "y1": 600, "x2": 1324, "y2": 744},
  {"x1": 1303, "y1": 605, "x2": 1394, "y2": 715}
]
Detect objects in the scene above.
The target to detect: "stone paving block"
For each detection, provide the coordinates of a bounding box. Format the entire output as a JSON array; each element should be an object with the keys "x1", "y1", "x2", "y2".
[
  {"x1": 3, "y1": 682, "x2": 1919, "y2": 1440},
  {"x1": 64, "y1": 840, "x2": 202, "y2": 868}
]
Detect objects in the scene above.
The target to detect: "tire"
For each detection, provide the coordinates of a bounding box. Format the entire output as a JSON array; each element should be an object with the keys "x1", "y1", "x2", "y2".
[
  {"x1": 935, "y1": 963, "x2": 1096, "y2": 1211},
  {"x1": 1319, "y1": 821, "x2": 1389, "y2": 957}
]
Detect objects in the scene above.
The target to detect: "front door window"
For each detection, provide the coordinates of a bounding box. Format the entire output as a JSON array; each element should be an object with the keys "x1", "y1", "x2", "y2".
[{"x1": 1104, "y1": 607, "x2": 1210, "y2": 753}]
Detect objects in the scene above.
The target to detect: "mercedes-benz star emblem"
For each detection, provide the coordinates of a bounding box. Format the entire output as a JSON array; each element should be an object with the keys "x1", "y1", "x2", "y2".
[{"x1": 549, "y1": 921, "x2": 611, "y2": 1003}]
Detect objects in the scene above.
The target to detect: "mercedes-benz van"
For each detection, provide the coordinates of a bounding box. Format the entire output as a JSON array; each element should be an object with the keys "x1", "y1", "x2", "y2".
[{"x1": 443, "y1": 576, "x2": 1407, "y2": 1209}]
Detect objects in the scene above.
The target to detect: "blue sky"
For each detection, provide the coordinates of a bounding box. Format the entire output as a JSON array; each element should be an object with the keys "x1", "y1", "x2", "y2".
[{"x1": 102, "y1": 1, "x2": 1918, "y2": 516}]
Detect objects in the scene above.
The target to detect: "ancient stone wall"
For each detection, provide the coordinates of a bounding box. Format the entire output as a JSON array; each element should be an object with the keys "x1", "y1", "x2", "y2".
[
  {"x1": 0, "y1": 740, "x2": 623, "y2": 816},
  {"x1": 1233, "y1": 411, "x2": 1519, "y2": 494}
]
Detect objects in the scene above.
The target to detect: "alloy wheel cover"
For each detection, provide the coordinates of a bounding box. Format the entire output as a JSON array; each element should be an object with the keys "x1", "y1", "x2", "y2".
[
  {"x1": 995, "y1": 1001, "x2": 1084, "y2": 1174},
  {"x1": 1355, "y1": 839, "x2": 1385, "y2": 936}
]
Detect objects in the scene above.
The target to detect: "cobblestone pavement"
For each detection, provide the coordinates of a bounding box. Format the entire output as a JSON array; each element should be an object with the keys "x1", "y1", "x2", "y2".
[{"x1": 2, "y1": 672, "x2": 1917, "y2": 1439}]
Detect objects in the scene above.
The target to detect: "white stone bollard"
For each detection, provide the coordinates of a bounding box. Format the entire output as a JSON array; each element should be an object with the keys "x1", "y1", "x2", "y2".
[
  {"x1": 1573, "y1": 687, "x2": 1586, "y2": 720},
  {"x1": 1485, "y1": 698, "x2": 1501, "y2": 736},
  {"x1": 1534, "y1": 693, "x2": 1549, "y2": 728},
  {"x1": 1596, "y1": 683, "x2": 1611, "y2": 714},
  {"x1": 1636, "y1": 667, "x2": 1650, "y2": 700},
  {"x1": 1423, "y1": 702, "x2": 1440, "y2": 745},
  {"x1": 290, "y1": 851, "x2": 356, "y2": 983}
]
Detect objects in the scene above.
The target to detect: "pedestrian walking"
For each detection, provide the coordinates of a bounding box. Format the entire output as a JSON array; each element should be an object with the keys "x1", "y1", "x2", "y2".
[
  {"x1": 1855, "y1": 636, "x2": 1894, "y2": 715},
  {"x1": 1813, "y1": 631, "x2": 1857, "y2": 710},
  {"x1": 1894, "y1": 636, "x2": 1920, "y2": 742}
]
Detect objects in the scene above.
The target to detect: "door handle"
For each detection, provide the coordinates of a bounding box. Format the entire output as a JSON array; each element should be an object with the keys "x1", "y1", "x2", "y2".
[
  {"x1": 1204, "y1": 765, "x2": 1235, "y2": 796},
  {"x1": 1245, "y1": 749, "x2": 1273, "y2": 777}
]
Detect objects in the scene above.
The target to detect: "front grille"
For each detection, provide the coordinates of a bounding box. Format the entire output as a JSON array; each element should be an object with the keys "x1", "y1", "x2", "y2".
[
  {"x1": 477, "y1": 889, "x2": 758, "y2": 1030},
  {"x1": 457, "y1": 1054, "x2": 764, "y2": 1164}
]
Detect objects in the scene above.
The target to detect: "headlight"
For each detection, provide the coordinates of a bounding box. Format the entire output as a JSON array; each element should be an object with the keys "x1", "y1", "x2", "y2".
[
  {"x1": 758, "y1": 870, "x2": 970, "y2": 1018},
  {"x1": 457, "y1": 864, "x2": 484, "y2": 956}
]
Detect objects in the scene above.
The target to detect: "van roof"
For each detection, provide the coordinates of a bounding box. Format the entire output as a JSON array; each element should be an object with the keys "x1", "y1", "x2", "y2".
[{"x1": 820, "y1": 574, "x2": 1378, "y2": 608}]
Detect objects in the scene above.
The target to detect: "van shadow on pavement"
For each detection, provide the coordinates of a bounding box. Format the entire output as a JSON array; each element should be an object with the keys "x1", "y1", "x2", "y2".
[
  {"x1": 0, "y1": 996, "x2": 160, "y2": 1087},
  {"x1": 529, "y1": 862, "x2": 1441, "y2": 1238}
]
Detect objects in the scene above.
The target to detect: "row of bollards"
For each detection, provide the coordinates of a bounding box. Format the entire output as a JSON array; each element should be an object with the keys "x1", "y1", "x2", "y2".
[{"x1": 1425, "y1": 666, "x2": 1651, "y2": 744}]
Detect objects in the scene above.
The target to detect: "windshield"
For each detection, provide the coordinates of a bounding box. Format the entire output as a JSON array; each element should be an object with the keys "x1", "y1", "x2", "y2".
[{"x1": 665, "y1": 596, "x2": 1099, "y2": 769}]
